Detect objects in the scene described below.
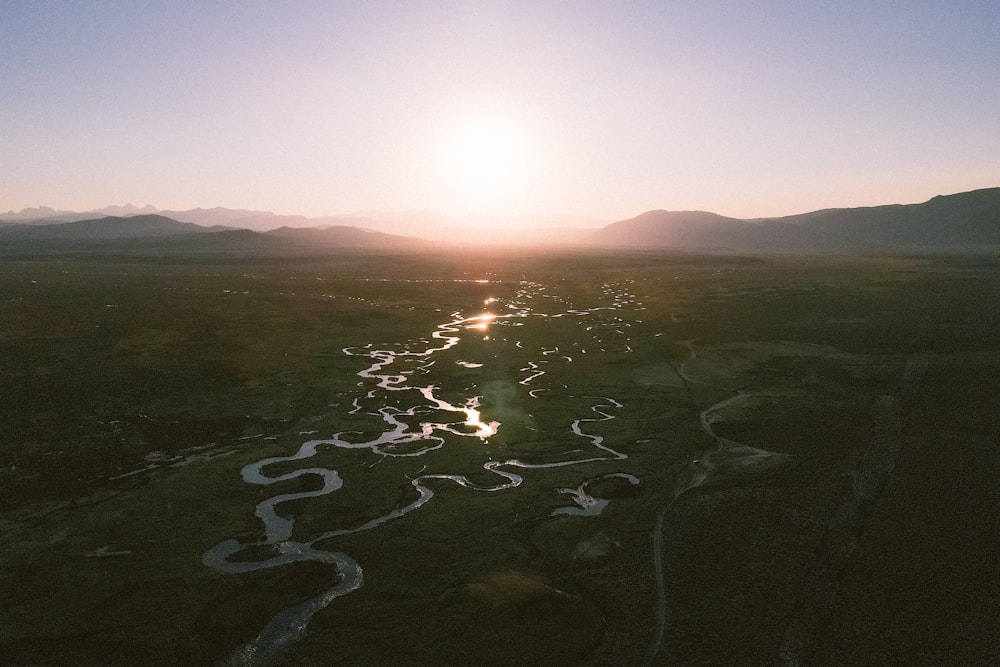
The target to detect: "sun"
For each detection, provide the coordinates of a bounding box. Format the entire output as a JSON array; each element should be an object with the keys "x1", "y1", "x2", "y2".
[{"x1": 434, "y1": 114, "x2": 538, "y2": 215}]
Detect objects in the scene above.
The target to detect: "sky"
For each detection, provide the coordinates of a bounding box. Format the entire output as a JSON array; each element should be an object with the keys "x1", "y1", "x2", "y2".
[{"x1": 2, "y1": 1, "x2": 998, "y2": 226}]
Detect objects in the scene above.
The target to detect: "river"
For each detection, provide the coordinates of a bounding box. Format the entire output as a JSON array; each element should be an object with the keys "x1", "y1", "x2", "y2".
[{"x1": 203, "y1": 280, "x2": 644, "y2": 665}]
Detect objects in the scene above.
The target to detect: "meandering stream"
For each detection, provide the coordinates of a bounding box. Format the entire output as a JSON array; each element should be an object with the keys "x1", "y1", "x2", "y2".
[{"x1": 203, "y1": 281, "x2": 643, "y2": 665}]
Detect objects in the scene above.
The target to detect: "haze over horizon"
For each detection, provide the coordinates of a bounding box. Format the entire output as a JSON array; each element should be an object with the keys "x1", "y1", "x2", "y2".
[{"x1": 3, "y1": 1, "x2": 998, "y2": 227}]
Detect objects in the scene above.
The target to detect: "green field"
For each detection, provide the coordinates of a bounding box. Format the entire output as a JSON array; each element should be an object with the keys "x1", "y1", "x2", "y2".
[{"x1": 2, "y1": 248, "x2": 998, "y2": 665}]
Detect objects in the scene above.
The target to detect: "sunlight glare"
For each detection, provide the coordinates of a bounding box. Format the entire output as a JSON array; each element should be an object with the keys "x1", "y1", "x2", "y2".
[
  {"x1": 434, "y1": 113, "x2": 539, "y2": 214},
  {"x1": 469, "y1": 313, "x2": 496, "y2": 331},
  {"x1": 461, "y1": 399, "x2": 500, "y2": 440}
]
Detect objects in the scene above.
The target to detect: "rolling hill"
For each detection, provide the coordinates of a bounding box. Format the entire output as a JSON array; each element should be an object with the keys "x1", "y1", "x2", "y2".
[
  {"x1": 0, "y1": 213, "x2": 432, "y2": 256},
  {"x1": 4, "y1": 187, "x2": 999, "y2": 253},
  {"x1": 264, "y1": 225, "x2": 433, "y2": 250},
  {"x1": 589, "y1": 188, "x2": 1000, "y2": 251},
  {"x1": 0, "y1": 215, "x2": 221, "y2": 241},
  {"x1": 0, "y1": 205, "x2": 379, "y2": 232}
]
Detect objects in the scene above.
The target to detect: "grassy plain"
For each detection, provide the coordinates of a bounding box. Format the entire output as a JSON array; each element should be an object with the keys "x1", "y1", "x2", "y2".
[{"x1": 1, "y1": 247, "x2": 998, "y2": 665}]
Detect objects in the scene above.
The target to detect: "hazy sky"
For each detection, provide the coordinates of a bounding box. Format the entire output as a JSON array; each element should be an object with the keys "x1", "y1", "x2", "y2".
[{"x1": 3, "y1": 1, "x2": 998, "y2": 224}]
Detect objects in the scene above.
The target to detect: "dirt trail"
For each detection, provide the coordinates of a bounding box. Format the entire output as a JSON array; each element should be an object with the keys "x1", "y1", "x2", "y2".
[{"x1": 643, "y1": 341, "x2": 791, "y2": 665}]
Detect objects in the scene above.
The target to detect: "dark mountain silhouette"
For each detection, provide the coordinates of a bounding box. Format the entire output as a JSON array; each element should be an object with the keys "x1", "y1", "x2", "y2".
[
  {"x1": 588, "y1": 210, "x2": 828, "y2": 249},
  {"x1": 590, "y1": 188, "x2": 1000, "y2": 251},
  {"x1": 4, "y1": 187, "x2": 998, "y2": 253},
  {"x1": 264, "y1": 225, "x2": 433, "y2": 250},
  {"x1": 773, "y1": 187, "x2": 1000, "y2": 247},
  {"x1": 0, "y1": 204, "x2": 161, "y2": 224},
  {"x1": 161, "y1": 208, "x2": 314, "y2": 230},
  {"x1": 0, "y1": 214, "x2": 432, "y2": 256},
  {"x1": 0, "y1": 205, "x2": 379, "y2": 232},
  {"x1": 590, "y1": 211, "x2": 746, "y2": 247},
  {"x1": 133, "y1": 228, "x2": 288, "y2": 255},
  {"x1": 147, "y1": 208, "x2": 379, "y2": 233},
  {"x1": 0, "y1": 215, "x2": 222, "y2": 241}
]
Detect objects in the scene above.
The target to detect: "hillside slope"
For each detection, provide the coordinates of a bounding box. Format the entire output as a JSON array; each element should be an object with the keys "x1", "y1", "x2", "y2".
[{"x1": 590, "y1": 188, "x2": 1000, "y2": 251}]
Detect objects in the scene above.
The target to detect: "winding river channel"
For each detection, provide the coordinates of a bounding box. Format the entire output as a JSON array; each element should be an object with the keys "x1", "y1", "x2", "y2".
[{"x1": 203, "y1": 281, "x2": 644, "y2": 665}]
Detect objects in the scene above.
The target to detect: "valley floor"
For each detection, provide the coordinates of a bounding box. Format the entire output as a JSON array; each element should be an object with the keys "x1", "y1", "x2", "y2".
[{"x1": 1, "y1": 248, "x2": 997, "y2": 665}]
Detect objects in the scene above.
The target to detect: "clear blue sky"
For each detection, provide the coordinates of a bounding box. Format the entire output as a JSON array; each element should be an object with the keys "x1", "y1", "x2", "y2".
[{"x1": 2, "y1": 1, "x2": 998, "y2": 223}]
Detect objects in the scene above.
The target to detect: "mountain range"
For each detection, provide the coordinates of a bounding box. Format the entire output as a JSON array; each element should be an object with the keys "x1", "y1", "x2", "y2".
[
  {"x1": 0, "y1": 204, "x2": 379, "y2": 233},
  {"x1": 2, "y1": 187, "x2": 998, "y2": 254},
  {"x1": 0, "y1": 214, "x2": 431, "y2": 255},
  {"x1": 591, "y1": 187, "x2": 1000, "y2": 251}
]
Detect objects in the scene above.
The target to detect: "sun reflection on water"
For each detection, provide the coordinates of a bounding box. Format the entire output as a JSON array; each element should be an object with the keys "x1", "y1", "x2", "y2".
[
  {"x1": 468, "y1": 313, "x2": 496, "y2": 331},
  {"x1": 460, "y1": 400, "x2": 500, "y2": 439},
  {"x1": 417, "y1": 387, "x2": 499, "y2": 440}
]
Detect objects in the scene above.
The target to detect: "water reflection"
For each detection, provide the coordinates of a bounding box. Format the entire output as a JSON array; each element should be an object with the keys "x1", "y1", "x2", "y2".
[
  {"x1": 418, "y1": 386, "x2": 499, "y2": 439},
  {"x1": 467, "y1": 312, "x2": 496, "y2": 331},
  {"x1": 204, "y1": 281, "x2": 644, "y2": 665}
]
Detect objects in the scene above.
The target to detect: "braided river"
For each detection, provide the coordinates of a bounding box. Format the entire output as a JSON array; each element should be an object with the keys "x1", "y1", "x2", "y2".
[{"x1": 203, "y1": 280, "x2": 646, "y2": 665}]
